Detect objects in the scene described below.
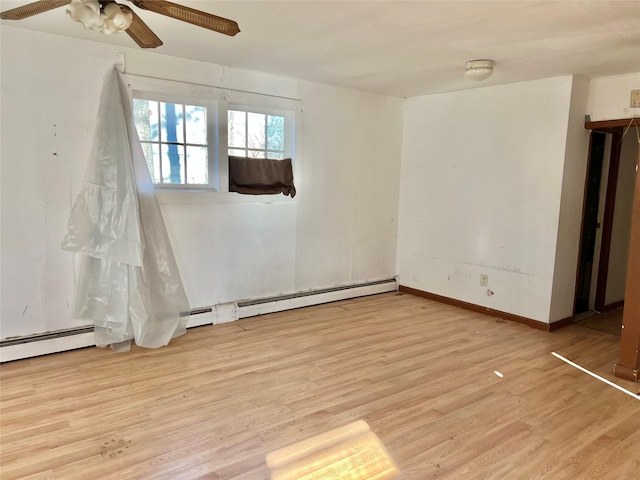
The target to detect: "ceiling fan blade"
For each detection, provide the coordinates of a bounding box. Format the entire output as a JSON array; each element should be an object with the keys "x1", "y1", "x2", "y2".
[
  {"x1": 0, "y1": 0, "x2": 70, "y2": 20},
  {"x1": 130, "y1": 0, "x2": 240, "y2": 36},
  {"x1": 122, "y1": 6, "x2": 163, "y2": 48}
]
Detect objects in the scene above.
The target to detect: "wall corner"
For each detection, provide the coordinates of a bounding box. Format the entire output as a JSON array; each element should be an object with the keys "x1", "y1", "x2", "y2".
[{"x1": 548, "y1": 75, "x2": 591, "y2": 322}]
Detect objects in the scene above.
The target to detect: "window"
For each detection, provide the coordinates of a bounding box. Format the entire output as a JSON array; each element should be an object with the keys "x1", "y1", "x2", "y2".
[
  {"x1": 126, "y1": 74, "x2": 297, "y2": 195},
  {"x1": 228, "y1": 109, "x2": 287, "y2": 159},
  {"x1": 133, "y1": 97, "x2": 216, "y2": 187}
]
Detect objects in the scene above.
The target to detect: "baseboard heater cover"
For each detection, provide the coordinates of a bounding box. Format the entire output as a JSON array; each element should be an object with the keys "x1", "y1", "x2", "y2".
[
  {"x1": 0, "y1": 326, "x2": 95, "y2": 348},
  {"x1": 0, "y1": 332, "x2": 96, "y2": 363},
  {"x1": 237, "y1": 279, "x2": 398, "y2": 318},
  {"x1": 1, "y1": 278, "x2": 398, "y2": 362},
  {"x1": 238, "y1": 278, "x2": 397, "y2": 307}
]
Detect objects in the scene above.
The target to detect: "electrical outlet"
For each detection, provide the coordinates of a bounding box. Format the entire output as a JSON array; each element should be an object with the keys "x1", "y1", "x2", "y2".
[
  {"x1": 631, "y1": 90, "x2": 640, "y2": 108},
  {"x1": 480, "y1": 274, "x2": 489, "y2": 286}
]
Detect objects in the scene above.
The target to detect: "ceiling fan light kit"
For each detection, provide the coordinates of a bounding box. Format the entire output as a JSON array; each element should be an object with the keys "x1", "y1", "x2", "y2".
[
  {"x1": 101, "y1": 2, "x2": 133, "y2": 34},
  {"x1": 0, "y1": 0, "x2": 240, "y2": 48},
  {"x1": 67, "y1": 0, "x2": 101, "y2": 29},
  {"x1": 465, "y1": 59, "x2": 495, "y2": 81},
  {"x1": 67, "y1": 0, "x2": 132, "y2": 34}
]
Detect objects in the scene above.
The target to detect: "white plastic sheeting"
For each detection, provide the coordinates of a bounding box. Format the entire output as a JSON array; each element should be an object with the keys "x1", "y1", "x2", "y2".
[{"x1": 62, "y1": 68, "x2": 190, "y2": 351}]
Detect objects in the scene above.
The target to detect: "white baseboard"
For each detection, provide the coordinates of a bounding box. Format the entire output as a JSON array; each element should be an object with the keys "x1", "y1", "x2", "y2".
[{"x1": 1, "y1": 279, "x2": 397, "y2": 362}]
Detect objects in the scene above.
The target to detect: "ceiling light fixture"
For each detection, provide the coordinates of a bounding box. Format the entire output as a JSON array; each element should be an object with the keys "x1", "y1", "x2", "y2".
[
  {"x1": 67, "y1": 0, "x2": 132, "y2": 35},
  {"x1": 464, "y1": 59, "x2": 495, "y2": 81}
]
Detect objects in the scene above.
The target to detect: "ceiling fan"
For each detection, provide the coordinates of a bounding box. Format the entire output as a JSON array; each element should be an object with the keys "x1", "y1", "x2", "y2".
[{"x1": 0, "y1": 0, "x2": 240, "y2": 48}]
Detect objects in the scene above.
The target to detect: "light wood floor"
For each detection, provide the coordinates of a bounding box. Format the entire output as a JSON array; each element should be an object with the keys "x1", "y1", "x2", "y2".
[{"x1": 1, "y1": 292, "x2": 639, "y2": 479}]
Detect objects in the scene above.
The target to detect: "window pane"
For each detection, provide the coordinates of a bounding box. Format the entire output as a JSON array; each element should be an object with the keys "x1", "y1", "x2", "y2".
[
  {"x1": 161, "y1": 102, "x2": 184, "y2": 144},
  {"x1": 151, "y1": 144, "x2": 161, "y2": 183},
  {"x1": 267, "y1": 115, "x2": 285, "y2": 151},
  {"x1": 133, "y1": 95, "x2": 217, "y2": 187},
  {"x1": 133, "y1": 99, "x2": 159, "y2": 142},
  {"x1": 185, "y1": 105, "x2": 206, "y2": 145},
  {"x1": 140, "y1": 143, "x2": 161, "y2": 183},
  {"x1": 267, "y1": 152, "x2": 284, "y2": 160},
  {"x1": 229, "y1": 148, "x2": 246, "y2": 157},
  {"x1": 247, "y1": 112, "x2": 266, "y2": 149},
  {"x1": 186, "y1": 146, "x2": 208, "y2": 184},
  {"x1": 161, "y1": 144, "x2": 185, "y2": 184},
  {"x1": 228, "y1": 110, "x2": 246, "y2": 148}
]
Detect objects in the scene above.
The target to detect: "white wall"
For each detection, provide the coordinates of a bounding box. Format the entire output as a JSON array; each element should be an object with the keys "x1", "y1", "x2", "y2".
[
  {"x1": 548, "y1": 76, "x2": 590, "y2": 322},
  {"x1": 0, "y1": 27, "x2": 403, "y2": 339},
  {"x1": 587, "y1": 73, "x2": 640, "y2": 121},
  {"x1": 397, "y1": 77, "x2": 575, "y2": 322},
  {"x1": 605, "y1": 132, "x2": 638, "y2": 305}
]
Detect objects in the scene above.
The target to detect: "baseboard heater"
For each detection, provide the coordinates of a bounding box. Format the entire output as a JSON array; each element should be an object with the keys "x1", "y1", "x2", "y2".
[
  {"x1": 0, "y1": 278, "x2": 397, "y2": 362},
  {"x1": 238, "y1": 278, "x2": 397, "y2": 309},
  {"x1": 0, "y1": 326, "x2": 95, "y2": 348}
]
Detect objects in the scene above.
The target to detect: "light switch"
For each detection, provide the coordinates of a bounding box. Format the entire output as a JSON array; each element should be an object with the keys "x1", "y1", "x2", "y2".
[{"x1": 631, "y1": 90, "x2": 640, "y2": 108}]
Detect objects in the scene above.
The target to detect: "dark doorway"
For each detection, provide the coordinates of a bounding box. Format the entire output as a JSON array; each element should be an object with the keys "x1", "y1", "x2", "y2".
[
  {"x1": 575, "y1": 132, "x2": 607, "y2": 314},
  {"x1": 581, "y1": 117, "x2": 640, "y2": 382}
]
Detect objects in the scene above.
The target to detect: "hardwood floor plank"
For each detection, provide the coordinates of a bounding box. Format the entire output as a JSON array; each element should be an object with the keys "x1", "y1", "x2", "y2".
[{"x1": 1, "y1": 292, "x2": 638, "y2": 479}]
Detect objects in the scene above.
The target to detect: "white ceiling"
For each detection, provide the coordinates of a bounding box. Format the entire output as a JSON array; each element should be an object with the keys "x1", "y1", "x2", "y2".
[{"x1": 1, "y1": 1, "x2": 639, "y2": 97}]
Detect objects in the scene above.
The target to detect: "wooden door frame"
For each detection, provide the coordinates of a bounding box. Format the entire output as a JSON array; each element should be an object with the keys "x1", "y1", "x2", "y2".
[
  {"x1": 594, "y1": 130, "x2": 623, "y2": 312},
  {"x1": 573, "y1": 131, "x2": 598, "y2": 314},
  {"x1": 615, "y1": 142, "x2": 640, "y2": 382},
  {"x1": 584, "y1": 118, "x2": 640, "y2": 382}
]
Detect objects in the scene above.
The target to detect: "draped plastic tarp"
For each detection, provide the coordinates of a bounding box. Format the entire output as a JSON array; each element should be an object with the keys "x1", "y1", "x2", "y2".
[{"x1": 62, "y1": 68, "x2": 190, "y2": 351}]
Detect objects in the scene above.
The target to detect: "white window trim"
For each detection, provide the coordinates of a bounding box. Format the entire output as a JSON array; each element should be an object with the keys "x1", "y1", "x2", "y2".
[
  {"x1": 133, "y1": 92, "x2": 220, "y2": 190},
  {"x1": 122, "y1": 73, "x2": 301, "y2": 204},
  {"x1": 228, "y1": 103, "x2": 294, "y2": 160}
]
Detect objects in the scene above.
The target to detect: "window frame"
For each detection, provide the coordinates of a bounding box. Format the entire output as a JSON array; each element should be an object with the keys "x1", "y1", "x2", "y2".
[
  {"x1": 123, "y1": 73, "x2": 299, "y2": 201},
  {"x1": 132, "y1": 92, "x2": 219, "y2": 190},
  {"x1": 227, "y1": 104, "x2": 293, "y2": 161}
]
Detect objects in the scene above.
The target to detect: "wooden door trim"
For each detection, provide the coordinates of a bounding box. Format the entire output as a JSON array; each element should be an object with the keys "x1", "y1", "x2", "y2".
[
  {"x1": 614, "y1": 146, "x2": 640, "y2": 382},
  {"x1": 573, "y1": 131, "x2": 596, "y2": 314},
  {"x1": 595, "y1": 130, "x2": 622, "y2": 312},
  {"x1": 585, "y1": 118, "x2": 640, "y2": 130}
]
